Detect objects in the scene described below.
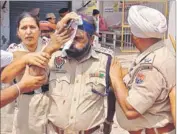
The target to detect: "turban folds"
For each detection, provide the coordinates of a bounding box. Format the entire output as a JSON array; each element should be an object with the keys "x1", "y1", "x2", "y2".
[
  {"x1": 79, "y1": 20, "x2": 96, "y2": 36},
  {"x1": 128, "y1": 5, "x2": 167, "y2": 38}
]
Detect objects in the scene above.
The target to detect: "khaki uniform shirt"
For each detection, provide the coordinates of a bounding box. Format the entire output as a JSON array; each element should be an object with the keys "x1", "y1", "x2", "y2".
[
  {"x1": 116, "y1": 41, "x2": 176, "y2": 131},
  {"x1": 48, "y1": 47, "x2": 112, "y2": 131}
]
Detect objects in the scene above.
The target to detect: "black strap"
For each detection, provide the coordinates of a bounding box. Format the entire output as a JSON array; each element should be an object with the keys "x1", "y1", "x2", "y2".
[
  {"x1": 91, "y1": 54, "x2": 112, "y2": 97},
  {"x1": 105, "y1": 55, "x2": 112, "y2": 94},
  {"x1": 23, "y1": 84, "x2": 49, "y2": 95},
  {"x1": 106, "y1": 90, "x2": 116, "y2": 122},
  {"x1": 105, "y1": 55, "x2": 116, "y2": 127},
  {"x1": 23, "y1": 91, "x2": 35, "y2": 95}
]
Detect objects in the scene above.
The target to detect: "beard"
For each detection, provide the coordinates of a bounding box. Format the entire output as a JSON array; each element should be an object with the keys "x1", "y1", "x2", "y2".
[{"x1": 66, "y1": 43, "x2": 91, "y2": 60}]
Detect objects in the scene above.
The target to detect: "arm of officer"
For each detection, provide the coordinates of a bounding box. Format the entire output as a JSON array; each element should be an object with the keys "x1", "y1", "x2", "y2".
[
  {"x1": 169, "y1": 86, "x2": 176, "y2": 127},
  {"x1": 1, "y1": 51, "x2": 27, "y2": 83},
  {"x1": 0, "y1": 66, "x2": 47, "y2": 108},
  {"x1": 122, "y1": 68, "x2": 128, "y2": 78},
  {"x1": 42, "y1": 12, "x2": 80, "y2": 55},
  {"x1": 2, "y1": 27, "x2": 70, "y2": 80},
  {"x1": 110, "y1": 58, "x2": 163, "y2": 119},
  {"x1": 1, "y1": 51, "x2": 50, "y2": 83}
]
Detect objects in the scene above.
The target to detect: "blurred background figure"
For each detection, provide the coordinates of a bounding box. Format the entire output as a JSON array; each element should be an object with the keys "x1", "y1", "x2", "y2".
[
  {"x1": 30, "y1": 8, "x2": 40, "y2": 18},
  {"x1": 92, "y1": 9, "x2": 100, "y2": 37},
  {"x1": 45, "y1": 13, "x2": 56, "y2": 25},
  {"x1": 40, "y1": 13, "x2": 56, "y2": 38}
]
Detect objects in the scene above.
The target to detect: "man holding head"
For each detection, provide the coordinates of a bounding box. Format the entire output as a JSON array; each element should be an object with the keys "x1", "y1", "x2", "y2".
[
  {"x1": 46, "y1": 12, "x2": 114, "y2": 134},
  {"x1": 110, "y1": 5, "x2": 175, "y2": 134}
]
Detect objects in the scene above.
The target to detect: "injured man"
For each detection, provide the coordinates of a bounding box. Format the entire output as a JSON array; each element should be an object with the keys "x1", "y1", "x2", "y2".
[{"x1": 6, "y1": 12, "x2": 114, "y2": 134}]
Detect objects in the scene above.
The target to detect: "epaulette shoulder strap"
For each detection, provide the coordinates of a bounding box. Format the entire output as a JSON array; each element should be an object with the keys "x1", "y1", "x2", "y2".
[{"x1": 93, "y1": 46, "x2": 114, "y2": 57}]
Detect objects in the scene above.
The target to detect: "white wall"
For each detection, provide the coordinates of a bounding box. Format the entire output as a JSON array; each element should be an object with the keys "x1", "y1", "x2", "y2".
[
  {"x1": 72, "y1": 0, "x2": 83, "y2": 11},
  {"x1": 168, "y1": 0, "x2": 176, "y2": 39},
  {"x1": 98, "y1": 1, "x2": 166, "y2": 27},
  {"x1": 100, "y1": 1, "x2": 121, "y2": 26}
]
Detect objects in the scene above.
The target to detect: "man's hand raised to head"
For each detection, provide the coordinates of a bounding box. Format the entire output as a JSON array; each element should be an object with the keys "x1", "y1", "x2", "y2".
[
  {"x1": 56, "y1": 12, "x2": 80, "y2": 31},
  {"x1": 42, "y1": 27, "x2": 72, "y2": 56},
  {"x1": 43, "y1": 12, "x2": 80, "y2": 56}
]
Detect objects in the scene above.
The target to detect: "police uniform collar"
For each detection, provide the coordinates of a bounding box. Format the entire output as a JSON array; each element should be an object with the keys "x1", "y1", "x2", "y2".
[{"x1": 135, "y1": 40, "x2": 164, "y2": 64}]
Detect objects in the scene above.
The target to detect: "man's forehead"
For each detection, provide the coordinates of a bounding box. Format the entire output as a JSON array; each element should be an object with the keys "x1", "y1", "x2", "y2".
[{"x1": 77, "y1": 27, "x2": 87, "y2": 34}]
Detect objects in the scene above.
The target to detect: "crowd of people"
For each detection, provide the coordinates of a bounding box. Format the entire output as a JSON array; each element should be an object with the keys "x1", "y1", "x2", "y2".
[{"x1": 0, "y1": 5, "x2": 176, "y2": 134}]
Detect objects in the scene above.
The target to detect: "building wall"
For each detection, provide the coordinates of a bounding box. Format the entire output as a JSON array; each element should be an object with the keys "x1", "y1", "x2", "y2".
[
  {"x1": 99, "y1": 1, "x2": 121, "y2": 27},
  {"x1": 72, "y1": 0, "x2": 83, "y2": 12},
  {"x1": 166, "y1": 0, "x2": 176, "y2": 54},
  {"x1": 98, "y1": 1, "x2": 167, "y2": 27},
  {"x1": 168, "y1": 0, "x2": 176, "y2": 39},
  {"x1": 1, "y1": 0, "x2": 10, "y2": 50}
]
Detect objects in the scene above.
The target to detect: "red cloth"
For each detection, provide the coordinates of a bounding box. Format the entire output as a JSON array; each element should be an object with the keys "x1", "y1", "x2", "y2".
[
  {"x1": 99, "y1": 16, "x2": 108, "y2": 31},
  {"x1": 39, "y1": 21, "x2": 56, "y2": 31}
]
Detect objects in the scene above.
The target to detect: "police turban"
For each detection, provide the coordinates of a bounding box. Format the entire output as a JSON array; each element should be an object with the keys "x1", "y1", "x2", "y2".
[{"x1": 128, "y1": 5, "x2": 167, "y2": 38}]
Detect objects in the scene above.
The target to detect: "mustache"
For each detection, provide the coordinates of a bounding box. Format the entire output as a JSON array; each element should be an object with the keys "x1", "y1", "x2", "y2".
[
  {"x1": 70, "y1": 44, "x2": 84, "y2": 51},
  {"x1": 66, "y1": 43, "x2": 91, "y2": 59}
]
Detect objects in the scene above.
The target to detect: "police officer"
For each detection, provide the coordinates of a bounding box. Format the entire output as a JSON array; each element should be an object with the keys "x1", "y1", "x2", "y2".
[
  {"x1": 109, "y1": 5, "x2": 175, "y2": 134},
  {"x1": 3, "y1": 12, "x2": 59, "y2": 134},
  {"x1": 47, "y1": 12, "x2": 114, "y2": 134}
]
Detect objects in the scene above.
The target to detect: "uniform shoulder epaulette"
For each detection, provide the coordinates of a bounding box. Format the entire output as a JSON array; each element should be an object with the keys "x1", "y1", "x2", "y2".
[
  {"x1": 93, "y1": 46, "x2": 114, "y2": 57},
  {"x1": 141, "y1": 53, "x2": 155, "y2": 64},
  {"x1": 140, "y1": 53, "x2": 156, "y2": 70}
]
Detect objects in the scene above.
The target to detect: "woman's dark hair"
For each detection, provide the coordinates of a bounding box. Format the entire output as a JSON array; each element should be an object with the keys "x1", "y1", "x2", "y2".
[{"x1": 17, "y1": 11, "x2": 40, "y2": 29}]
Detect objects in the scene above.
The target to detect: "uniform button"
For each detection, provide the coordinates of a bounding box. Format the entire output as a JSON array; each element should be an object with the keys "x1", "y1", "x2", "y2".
[
  {"x1": 74, "y1": 98, "x2": 76, "y2": 101},
  {"x1": 76, "y1": 80, "x2": 79, "y2": 83},
  {"x1": 70, "y1": 116, "x2": 73, "y2": 119}
]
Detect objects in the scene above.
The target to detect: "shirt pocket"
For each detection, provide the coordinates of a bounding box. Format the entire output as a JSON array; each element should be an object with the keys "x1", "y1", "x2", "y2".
[
  {"x1": 84, "y1": 76, "x2": 106, "y2": 100},
  {"x1": 49, "y1": 72, "x2": 71, "y2": 97}
]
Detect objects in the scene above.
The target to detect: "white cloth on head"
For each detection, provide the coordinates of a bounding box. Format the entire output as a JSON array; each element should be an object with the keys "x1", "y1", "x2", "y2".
[
  {"x1": 1, "y1": 50, "x2": 13, "y2": 68},
  {"x1": 128, "y1": 5, "x2": 167, "y2": 38}
]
